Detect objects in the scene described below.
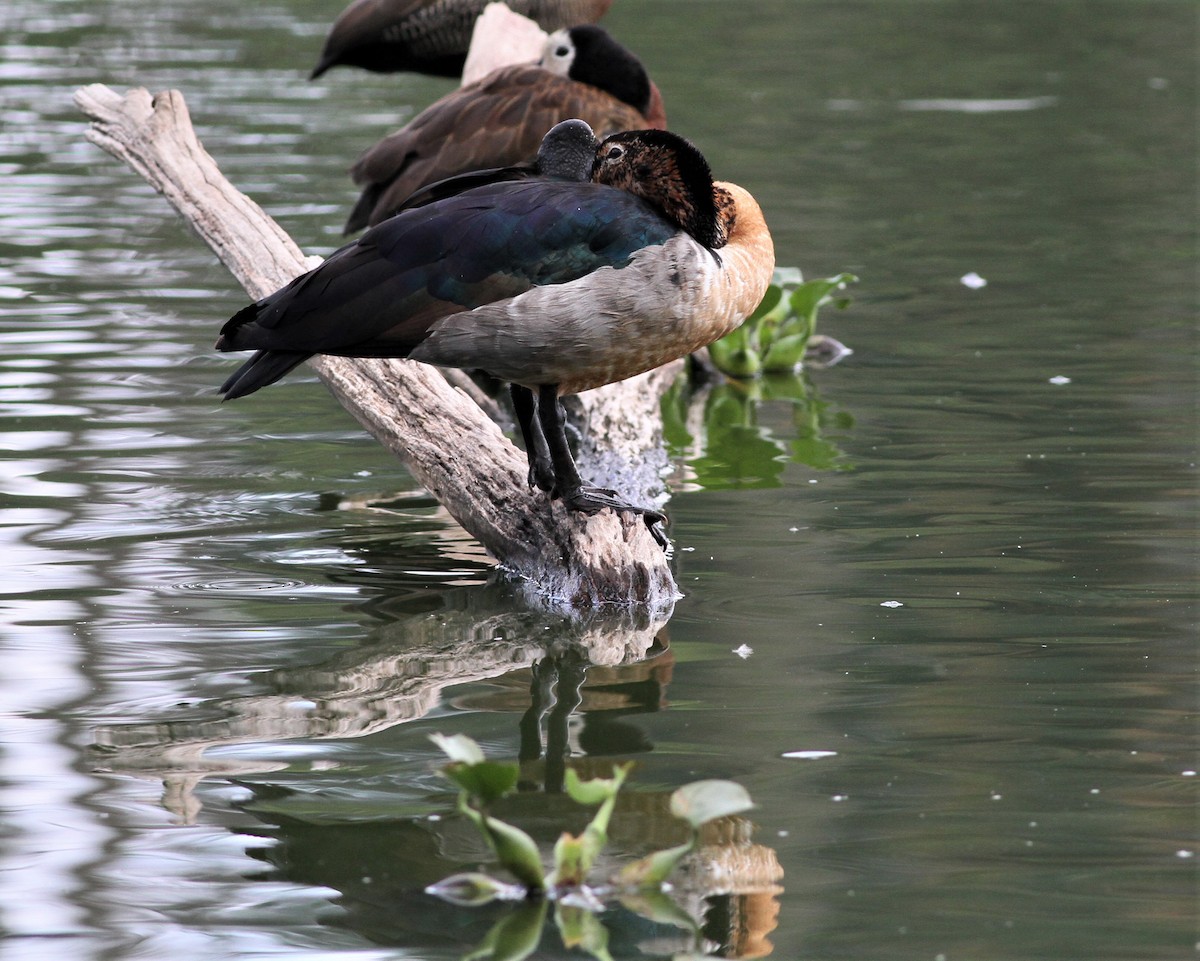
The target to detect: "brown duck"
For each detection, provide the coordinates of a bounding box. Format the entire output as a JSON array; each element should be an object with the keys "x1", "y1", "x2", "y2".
[{"x1": 343, "y1": 25, "x2": 665, "y2": 233}]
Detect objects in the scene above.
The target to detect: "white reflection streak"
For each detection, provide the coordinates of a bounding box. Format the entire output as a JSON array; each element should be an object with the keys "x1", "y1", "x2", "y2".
[
  {"x1": 899, "y1": 96, "x2": 1059, "y2": 112},
  {"x1": 0, "y1": 607, "x2": 98, "y2": 941}
]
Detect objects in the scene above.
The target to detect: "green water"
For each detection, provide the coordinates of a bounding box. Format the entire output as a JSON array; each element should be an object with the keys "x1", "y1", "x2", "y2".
[{"x1": 0, "y1": 1, "x2": 1195, "y2": 958}]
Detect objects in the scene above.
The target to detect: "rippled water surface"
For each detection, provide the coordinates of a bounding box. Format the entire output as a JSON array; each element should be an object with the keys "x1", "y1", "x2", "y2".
[{"x1": 1, "y1": 1, "x2": 1195, "y2": 958}]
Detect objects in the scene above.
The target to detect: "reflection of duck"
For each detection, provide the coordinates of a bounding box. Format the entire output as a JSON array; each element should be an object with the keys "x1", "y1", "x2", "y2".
[
  {"x1": 344, "y1": 25, "x2": 665, "y2": 232},
  {"x1": 311, "y1": 0, "x2": 613, "y2": 78},
  {"x1": 216, "y1": 127, "x2": 774, "y2": 544}
]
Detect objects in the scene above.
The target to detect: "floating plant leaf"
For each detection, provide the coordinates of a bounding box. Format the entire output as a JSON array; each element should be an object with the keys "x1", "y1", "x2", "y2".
[
  {"x1": 464, "y1": 900, "x2": 548, "y2": 961},
  {"x1": 710, "y1": 269, "x2": 857, "y2": 378},
  {"x1": 564, "y1": 765, "x2": 626, "y2": 806},
  {"x1": 618, "y1": 890, "x2": 701, "y2": 932},
  {"x1": 482, "y1": 813, "x2": 546, "y2": 891},
  {"x1": 614, "y1": 839, "x2": 695, "y2": 888},
  {"x1": 555, "y1": 904, "x2": 614, "y2": 961},
  {"x1": 552, "y1": 764, "x2": 631, "y2": 885},
  {"x1": 669, "y1": 779, "x2": 755, "y2": 829},
  {"x1": 430, "y1": 732, "x2": 485, "y2": 765},
  {"x1": 442, "y1": 760, "x2": 519, "y2": 806}
]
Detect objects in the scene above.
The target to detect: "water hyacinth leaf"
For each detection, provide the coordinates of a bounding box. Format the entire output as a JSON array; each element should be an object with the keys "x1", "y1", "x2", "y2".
[
  {"x1": 746, "y1": 283, "x2": 784, "y2": 324},
  {"x1": 614, "y1": 839, "x2": 694, "y2": 888},
  {"x1": 443, "y1": 760, "x2": 520, "y2": 806},
  {"x1": 425, "y1": 872, "x2": 519, "y2": 907},
  {"x1": 555, "y1": 905, "x2": 613, "y2": 961},
  {"x1": 773, "y1": 265, "x2": 805, "y2": 286},
  {"x1": 707, "y1": 323, "x2": 763, "y2": 378},
  {"x1": 669, "y1": 779, "x2": 755, "y2": 829},
  {"x1": 563, "y1": 764, "x2": 628, "y2": 807},
  {"x1": 788, "y1": 273, "x2": 857, "y2": 324},
  {"x1": 483, "y1": 814, "x2": 546, "y2": 890},
  {"x1": 550, "y1": 831, "x2": 587, "y2": 887},
  {"x1": 553, "y1": 764, "x2": 630, "y2": 884},
  {"x1": 464, "y1": 900, "x2": 548, "y2": 961},
  {"x1": 761, "y1": 332, "x2": 812, "y2": 373},
  {"x1": 619, "y1": 890, "x2": 701, "y2": 932},
  {"x1": 430, "y1": 732, "x2": 486, "y2": 766}
]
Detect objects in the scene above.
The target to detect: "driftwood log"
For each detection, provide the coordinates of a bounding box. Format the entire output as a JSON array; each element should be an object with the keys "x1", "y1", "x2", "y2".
[{"x1": 73, "y1": 81, "x2": 680, "y2": 612}]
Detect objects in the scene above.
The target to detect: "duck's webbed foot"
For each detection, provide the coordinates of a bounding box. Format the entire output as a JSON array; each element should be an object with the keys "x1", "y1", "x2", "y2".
[
  {"x1": 535, "y1": 383, "x2": 670, "y2": 550},
  {"x1": 562, "y1": 485, "x2": 670, "y2": 550}
]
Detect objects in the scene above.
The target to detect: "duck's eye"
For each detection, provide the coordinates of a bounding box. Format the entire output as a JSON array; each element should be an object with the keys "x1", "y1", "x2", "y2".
[
  {"x1": 554, "y1": 45, "x2": 570, "y2": 57},
  {"x1": 606, "y1": 145, "x2": 625, "y2": 161}
]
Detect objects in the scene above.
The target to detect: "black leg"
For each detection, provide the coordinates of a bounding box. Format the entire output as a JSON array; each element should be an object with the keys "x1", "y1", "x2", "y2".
[
  {"x1": 536, "y1": 384, "x2": 670, "y2": 549},
  {"x1": 510, "y1": 384, "x2": 554, "y2": 492}
]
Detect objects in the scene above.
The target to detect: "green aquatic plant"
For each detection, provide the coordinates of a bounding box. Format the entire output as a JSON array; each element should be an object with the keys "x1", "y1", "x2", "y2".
[
  {"x1": 709, "y1": 268, "x2": 857, "y2": 377},
  {"x1": 424, "y1": 734, "x2": 755, "y2": 959}
]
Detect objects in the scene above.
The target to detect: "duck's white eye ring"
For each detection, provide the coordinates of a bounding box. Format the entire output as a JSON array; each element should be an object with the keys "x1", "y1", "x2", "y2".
[{"x1": 606, "y1": 145, "x2": 625, "y2": 161}]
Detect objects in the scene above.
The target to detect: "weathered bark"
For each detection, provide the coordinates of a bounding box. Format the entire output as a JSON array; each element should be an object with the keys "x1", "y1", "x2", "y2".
[{"x1": 74, "y1": 82, "x2": 678, "y2": 612}]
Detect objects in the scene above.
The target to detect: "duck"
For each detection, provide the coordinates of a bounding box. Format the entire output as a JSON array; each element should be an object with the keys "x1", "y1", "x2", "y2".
[
  {"x1": 310, "y1": 0, "x2": 613, "y2": 79},
  {"x1": 343, "y1": 24, "x2": 666, "y2": 233},
  {"x1": 215, "y1": 124, "x2": 775, "y2": 546},
  {"x1": 388, "y1": 116, "x2": 602, "y2": 210}
]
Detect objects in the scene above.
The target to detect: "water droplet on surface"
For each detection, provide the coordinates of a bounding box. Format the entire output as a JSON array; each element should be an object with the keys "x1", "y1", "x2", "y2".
[{"x1": 960, "y1": 271, "x2": 987, "y2": 288}]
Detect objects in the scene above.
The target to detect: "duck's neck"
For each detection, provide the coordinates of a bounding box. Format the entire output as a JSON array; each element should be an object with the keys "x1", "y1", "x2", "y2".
[{"x1": 711, "y1": 181, "x2": 775, "y2": 317}]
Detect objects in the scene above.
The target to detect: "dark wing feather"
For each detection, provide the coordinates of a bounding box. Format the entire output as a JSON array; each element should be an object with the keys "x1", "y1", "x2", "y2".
[
  {"x1": 389, "y1": 159, "x2": 561, "y2": 212},
  {"x1": 218, "y1": 181, "x2": 677, "y2": 393}
]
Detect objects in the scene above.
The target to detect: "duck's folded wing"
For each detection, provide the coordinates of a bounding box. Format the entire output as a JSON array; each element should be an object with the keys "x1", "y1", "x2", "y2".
[{"x1": 220, "y1": 181, "x2": 676, "y2": 359}]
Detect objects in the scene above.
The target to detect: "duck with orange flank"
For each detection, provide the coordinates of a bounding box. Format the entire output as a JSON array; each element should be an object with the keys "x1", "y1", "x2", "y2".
[{"x1": 215, "y1": 122, "x2": 774, "y2": 546}]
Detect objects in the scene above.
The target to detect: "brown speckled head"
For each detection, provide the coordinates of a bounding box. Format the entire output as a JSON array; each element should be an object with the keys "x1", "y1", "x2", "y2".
[{"x1": 592, "y1": 129, "x2": 730, "y2": 248}]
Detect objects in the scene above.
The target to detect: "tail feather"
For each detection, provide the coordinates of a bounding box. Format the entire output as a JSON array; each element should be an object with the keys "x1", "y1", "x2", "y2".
[{"x1": 219, "y1": 350, "x2": 312, "y2": 399}]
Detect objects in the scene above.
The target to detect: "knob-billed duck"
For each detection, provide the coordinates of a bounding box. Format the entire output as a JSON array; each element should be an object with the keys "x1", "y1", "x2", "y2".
[{"x1": 216, "y1": 125, "x2": 775, "y2": 546}]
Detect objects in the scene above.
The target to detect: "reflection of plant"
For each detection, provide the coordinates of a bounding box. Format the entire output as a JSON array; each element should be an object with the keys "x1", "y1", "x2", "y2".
[
  {"x1": 663, "y1": 371, "x2": 854, "y2": 490},
  {"x1": 425, "y1": 733, "x2": 754, "y2": 961},
  {"x1": 709, "y1": 268, "x2": 857, "y2": 377}
]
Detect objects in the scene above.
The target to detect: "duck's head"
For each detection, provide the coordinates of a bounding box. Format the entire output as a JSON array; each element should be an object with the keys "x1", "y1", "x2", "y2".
[
  {"x1": 540, "y1": 26, "x2": 654, "y2": 119},
  {"x1": 535, "y1": 119, "x2": 599, "y2": 181},
  {"x1": 592, "y1": 129, "x2": 731, "y2": 249}
]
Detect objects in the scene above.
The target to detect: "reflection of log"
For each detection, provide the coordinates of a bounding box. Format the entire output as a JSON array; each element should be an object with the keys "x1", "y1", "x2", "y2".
[
  {"x1": 72, "y1": 20, "x2": 678, "y2": 610},
  {"x1": 90, "y1": 595, "x2": 671, "y2": 817}
]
